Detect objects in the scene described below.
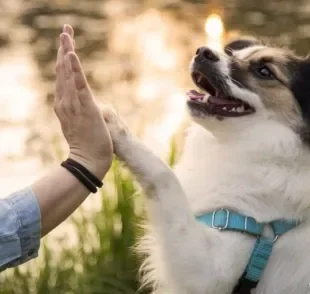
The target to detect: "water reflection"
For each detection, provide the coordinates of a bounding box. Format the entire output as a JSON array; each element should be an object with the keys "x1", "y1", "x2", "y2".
[
  {"x1": 1, "y1": 0, "x2": 310, "y2": 196},
  {"x1": 205, "y1": 14, "x2": 224, "y2": 51},
  {"x1": 0, "y1": 44, "x2": 39, "y2": 195},
  {"x1": 0, "y1": 55, "x2": 35, "y2": 122}
]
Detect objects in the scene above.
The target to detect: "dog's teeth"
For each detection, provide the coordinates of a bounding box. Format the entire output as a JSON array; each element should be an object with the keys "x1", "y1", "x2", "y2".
[
  {"x1": 231, "y1": 108, "x2": 236, "y2": 112},
  {"x1": 236, "y1": 106, "x2": 244, "y2": 113},
  {"x1": 202, "y1": 95, "x2": 209, "y2": 103},
  {"x1": 223, "y1": 107, "x2": 227, "y2": 111},
  {"x1": 197, "y1": 75, "x2": 203, "y2": 83}
]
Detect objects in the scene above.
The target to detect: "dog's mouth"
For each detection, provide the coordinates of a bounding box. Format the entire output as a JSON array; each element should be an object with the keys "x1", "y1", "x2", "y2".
[{"x1": 187, "y1": 72, "x2": 255, "y2": 117}]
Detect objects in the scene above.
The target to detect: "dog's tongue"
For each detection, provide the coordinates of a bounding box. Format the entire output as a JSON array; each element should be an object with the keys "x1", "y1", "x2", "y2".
[{"x1": 187, "y1": 90, "x2": 205, "y2": 100}]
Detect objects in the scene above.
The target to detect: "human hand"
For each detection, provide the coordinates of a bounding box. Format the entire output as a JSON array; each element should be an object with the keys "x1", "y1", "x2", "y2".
[{"x1": 55, "y1": 25, "x2": 113, "y2": 179}]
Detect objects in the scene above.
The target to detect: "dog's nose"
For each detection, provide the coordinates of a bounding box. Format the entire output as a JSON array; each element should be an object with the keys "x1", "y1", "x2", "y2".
[{"x1": 195, "y1": 47, "x2": 219, "y2": 62}]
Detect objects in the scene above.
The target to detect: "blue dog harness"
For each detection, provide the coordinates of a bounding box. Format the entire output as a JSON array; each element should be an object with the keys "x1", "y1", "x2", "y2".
[{"x1": 196, "y1": 209, "x2": 300, "y2": 293}]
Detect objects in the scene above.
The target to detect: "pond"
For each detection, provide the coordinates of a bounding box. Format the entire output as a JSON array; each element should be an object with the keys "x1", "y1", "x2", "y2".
[{"x1": 1, "y1": 0, "x2": 310, "y2": 195}]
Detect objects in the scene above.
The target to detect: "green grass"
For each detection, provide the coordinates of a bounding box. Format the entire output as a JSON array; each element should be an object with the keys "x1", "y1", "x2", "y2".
[{"x1": 0, "y1": 139, "x2": 179, "y2": 294}]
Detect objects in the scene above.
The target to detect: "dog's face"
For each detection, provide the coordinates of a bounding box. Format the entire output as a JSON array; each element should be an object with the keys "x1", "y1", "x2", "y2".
[{"x1": 187, "y1": 38, "x2": 310, "y2": 142}]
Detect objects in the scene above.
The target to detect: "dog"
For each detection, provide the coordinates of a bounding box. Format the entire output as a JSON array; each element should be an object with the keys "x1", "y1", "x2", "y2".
[{"x1": 103, "y1": 38, "x2": 310, "y2": 293}]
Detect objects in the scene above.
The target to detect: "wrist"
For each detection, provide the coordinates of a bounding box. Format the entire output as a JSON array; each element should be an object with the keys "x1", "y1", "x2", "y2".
[{"x1": 67, "y1": 154, "x2": 111, "y2": 180}]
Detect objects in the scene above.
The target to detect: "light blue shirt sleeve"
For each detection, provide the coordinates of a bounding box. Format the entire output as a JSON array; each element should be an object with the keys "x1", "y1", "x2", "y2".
[{"x1": 0, "y1": 187, "x2": 41, "y2": 272}]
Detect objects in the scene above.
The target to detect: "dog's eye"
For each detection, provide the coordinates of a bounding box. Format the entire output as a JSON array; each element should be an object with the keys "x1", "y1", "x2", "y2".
[{"x1": 254, "y1": 66, "x2": 275, "y2": 80}]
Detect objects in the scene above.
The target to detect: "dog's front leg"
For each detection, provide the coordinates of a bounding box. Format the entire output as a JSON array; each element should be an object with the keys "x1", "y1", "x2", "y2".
[
  {"x1": 103, "y1": 109, "x2": 195, "y2": 226},
  {"x1": 103, "y1": 109, "x2": 239, "y2": 293}
]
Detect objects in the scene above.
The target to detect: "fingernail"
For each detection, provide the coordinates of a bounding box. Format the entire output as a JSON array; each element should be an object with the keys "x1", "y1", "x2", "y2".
[{"x1": 63, "y1": 24, "x2": 67, "y2": 31}]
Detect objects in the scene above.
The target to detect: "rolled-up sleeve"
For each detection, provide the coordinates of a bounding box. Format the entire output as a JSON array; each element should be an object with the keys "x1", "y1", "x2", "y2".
[{"x1": 0, "y1": 187, "x2": 41, "y2": 272}]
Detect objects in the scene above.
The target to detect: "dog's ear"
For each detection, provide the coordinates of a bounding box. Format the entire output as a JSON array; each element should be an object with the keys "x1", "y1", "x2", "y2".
[
  {"x1": 290, "y1": 59, "x2": 310, "y2": 124},
  {"x1": 290, "y1": 58, "x2": 310, "y2": 143},
  {"x1": 224, "y1": 37, "x2": 259, "y2": 56}
]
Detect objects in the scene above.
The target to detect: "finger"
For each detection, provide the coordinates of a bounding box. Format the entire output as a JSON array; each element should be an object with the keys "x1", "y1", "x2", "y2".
[
  {"x1": 55, "y1": 38, "x2": 65, "y2": 103},
  {"x1": 102, "y1": 105, "x2": 117, "y2": 123},
  {"x1": 61, "y1": 33, "x2": 74, "y2": 55},
  {"x1": 63, "y1": 24, "x2": 76, "y2": 49},
  {"x1": 68, "y1": 52, "x2": 93, "y2": 102},
  {"x1": 63, "y1": 24, "x2": 74, "y2": 39},
  {"x1": 64, "y1": 53, "x2": 80, "y2": 114}
]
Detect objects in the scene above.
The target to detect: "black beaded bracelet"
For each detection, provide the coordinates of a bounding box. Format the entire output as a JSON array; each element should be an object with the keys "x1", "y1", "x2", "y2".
[
  {"x1": 61, "y1": 161, "x2": 97, "y2": 193},
  {"x1": 66, "y1": 158, "x2": 103, "y2": 188}
]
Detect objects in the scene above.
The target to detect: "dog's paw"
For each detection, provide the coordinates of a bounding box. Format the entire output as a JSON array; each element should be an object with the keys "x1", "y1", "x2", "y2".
[{"x1": 102, "y1": 106, "x2": 130, "y2": 144}]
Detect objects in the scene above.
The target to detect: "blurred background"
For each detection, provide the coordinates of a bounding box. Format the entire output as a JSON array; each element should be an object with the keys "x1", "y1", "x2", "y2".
[{"x1": 0, "y1": 0, "x2": 310, "y2": 293}]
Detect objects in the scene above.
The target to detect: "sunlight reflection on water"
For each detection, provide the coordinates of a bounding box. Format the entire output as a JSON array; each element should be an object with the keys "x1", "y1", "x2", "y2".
[
  {"x1": 0, "y1": 47, "x2": 40, "y2": 196},
  {"x1": 0, "y1": 49, "x2": 36, "y2": 122},
  {"x1": 0, "y1": 11, "x2": 225, "y2": 198}
]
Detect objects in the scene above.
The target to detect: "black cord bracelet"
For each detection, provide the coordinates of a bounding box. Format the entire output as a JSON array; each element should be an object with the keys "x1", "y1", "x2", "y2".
[
  {"x1": 61, "y1": 161, "x2": 97, "y2": 193},
  {"x1": 66, "y1": 158, "x2": 103, "y2": 188}
]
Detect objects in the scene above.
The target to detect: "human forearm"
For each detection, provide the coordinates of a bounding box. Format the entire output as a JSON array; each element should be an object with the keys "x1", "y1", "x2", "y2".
[{"x1": 31, "y1": 163, "x2": 108, "y2": 237}]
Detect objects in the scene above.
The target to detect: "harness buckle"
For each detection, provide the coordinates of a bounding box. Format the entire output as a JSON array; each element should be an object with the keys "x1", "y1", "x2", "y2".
[
  {"x1": 212, "y1": 208, "x2": 230, "y2": 230},
  {"x1": 272, "y1": 235, "x2": 279, "y2": 243},
  {"x1": 244, "y1": 216, "x2": 248, "y2": 233}
]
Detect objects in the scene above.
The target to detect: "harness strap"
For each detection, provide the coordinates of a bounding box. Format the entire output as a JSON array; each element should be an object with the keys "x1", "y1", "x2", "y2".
[
  {"x1": 245, "y1": 237, "x2": 273, "y2": 282},
  {"x1": 196, "y1": 209, "x2": 300, "y2": 294},
  {"x1": 197, "y1": 208, "x2": 264, "y2": 235}
]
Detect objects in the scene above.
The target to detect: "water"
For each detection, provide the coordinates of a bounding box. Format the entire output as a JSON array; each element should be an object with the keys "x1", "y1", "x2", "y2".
[{"x1": 1, "y1": 0, "x2": 310, "y2": 196}]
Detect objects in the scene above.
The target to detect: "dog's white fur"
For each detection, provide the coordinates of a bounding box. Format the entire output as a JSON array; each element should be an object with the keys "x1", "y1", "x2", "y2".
[{"x1": 104, "y1": 46, "x2": 310, "y2": 294}]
